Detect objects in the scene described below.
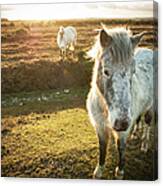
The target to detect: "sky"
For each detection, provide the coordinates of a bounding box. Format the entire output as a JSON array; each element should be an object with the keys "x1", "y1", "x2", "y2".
[{"x1": 0, "y1": 1, "x2": 153, "y2": 20}]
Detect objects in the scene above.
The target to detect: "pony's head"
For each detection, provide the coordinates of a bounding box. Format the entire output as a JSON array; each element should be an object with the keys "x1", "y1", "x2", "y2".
[
  {"x1": 92, "y1": 25, "x2": 146, "y2": 131},
  {"x1": 59, "y1": 26, "x2": 64, "y2": 38}
]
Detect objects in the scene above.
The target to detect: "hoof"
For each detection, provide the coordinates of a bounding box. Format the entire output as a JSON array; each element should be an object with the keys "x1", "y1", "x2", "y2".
[
  {"x1": 115, "y1": 167, "x2": 124, "y2": 180},
  {"x1": 93, "y1": 165, "x2": 104, "y2": 179}
]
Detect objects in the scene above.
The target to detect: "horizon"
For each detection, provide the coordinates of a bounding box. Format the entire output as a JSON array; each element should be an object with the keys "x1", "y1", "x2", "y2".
[
  {"x1": 1, "y1": 1, "x2": 153, "y2": 21},
  {"x1": 1, "y1": 16, "x2": 154, "y2": 22}
]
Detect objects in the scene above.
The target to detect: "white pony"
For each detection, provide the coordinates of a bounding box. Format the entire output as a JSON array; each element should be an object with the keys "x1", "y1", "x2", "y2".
[
  {"x1": 86, "y1": 25, "x2": 157, "y2": 179},
  {"x1": 57, "y1": 26, "x2": 77, "y2": 59}
]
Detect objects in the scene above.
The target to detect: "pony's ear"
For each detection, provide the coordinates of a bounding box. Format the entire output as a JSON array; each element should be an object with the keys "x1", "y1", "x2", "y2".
[
  {"x1": 131, "y1": 31, "x2": 147, "y2": 49},
  {"x1": 100, "y1": 29, "x2": 112, "y2": 48}
]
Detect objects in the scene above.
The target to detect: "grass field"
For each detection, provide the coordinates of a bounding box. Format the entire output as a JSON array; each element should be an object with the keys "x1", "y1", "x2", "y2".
[{"x1": 1, "y1": 18, "x2": 157, "y2": 180}]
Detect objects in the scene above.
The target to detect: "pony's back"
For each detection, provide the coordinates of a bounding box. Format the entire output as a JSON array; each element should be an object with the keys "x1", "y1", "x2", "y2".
[{"x1": 131, "y1": 48, "x2": 154, "y2": 122}]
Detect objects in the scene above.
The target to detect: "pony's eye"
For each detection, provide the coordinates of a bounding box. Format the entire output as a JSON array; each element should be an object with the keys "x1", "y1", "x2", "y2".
[{"x1": 104, "y1": 69, "x2": 110, "y2": 77}]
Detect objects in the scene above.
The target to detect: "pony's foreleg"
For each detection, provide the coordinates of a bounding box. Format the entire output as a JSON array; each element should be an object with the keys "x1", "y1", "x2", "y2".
[
  {"x1": 93, "y1": 126, "x2": 109, "y2": 179},
  {"x1": 141, "y1": 109, "x2": 153, "y2": 152},
  {"x1": 115, "y1": 133, "x2": 127, "y2": 180}
]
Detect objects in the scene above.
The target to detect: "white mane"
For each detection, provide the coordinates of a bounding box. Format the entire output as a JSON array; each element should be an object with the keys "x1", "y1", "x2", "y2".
[{"x1": 88, "y1": 27, "x2": 134, "y2": 64}]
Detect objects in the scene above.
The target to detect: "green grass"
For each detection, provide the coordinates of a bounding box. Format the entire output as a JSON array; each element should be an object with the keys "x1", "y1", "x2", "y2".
[
  {"x1": 2, "y1": 108, "x2": 99, "y2": 178},
  {"x1": 2, "y1": 87, "x2": 101, "y2": 178},
  {"x1": 1, "y1": 87, "x2": 156, "y2": 180}
]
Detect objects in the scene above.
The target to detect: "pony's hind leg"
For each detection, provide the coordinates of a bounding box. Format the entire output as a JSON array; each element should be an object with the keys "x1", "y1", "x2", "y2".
[
  {"x1": 72, "y1": 41, "x2": 76, "y2": 58},
  {"x1": 131, "y1": 115, "x2": 142, "y2": 140},
  {"x1": 93, "y1": 126, "x2": 109, "y2": 179},
  {"x1": 141, "y1": 109, "x2": 153, "y2": 152}
]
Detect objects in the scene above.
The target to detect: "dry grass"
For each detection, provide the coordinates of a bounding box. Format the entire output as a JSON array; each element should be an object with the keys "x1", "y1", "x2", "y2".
[{"x1": 1, "y1": 18, "x2": 157, "y2": 93}]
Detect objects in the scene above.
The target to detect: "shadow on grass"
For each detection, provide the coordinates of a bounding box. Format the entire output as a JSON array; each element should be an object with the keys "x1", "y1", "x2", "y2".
[{"x1": 2, "y1": 86, "x2": 89, "y2": 117}]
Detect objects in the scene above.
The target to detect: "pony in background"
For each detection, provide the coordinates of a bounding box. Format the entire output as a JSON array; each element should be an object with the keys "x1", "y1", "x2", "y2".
[{"x1": 57, "y1": 26, "x2": 77, "y2": 59}]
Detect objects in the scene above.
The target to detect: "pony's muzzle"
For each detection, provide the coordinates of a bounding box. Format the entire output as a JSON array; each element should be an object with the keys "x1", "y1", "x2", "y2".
[{"x1": 113, "y1": 118, "x2": 129, "y2": 131}]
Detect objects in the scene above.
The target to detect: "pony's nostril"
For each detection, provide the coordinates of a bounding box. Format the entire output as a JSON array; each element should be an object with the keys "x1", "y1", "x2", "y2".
[
  {"x1": 104, "y1": 69, "x2": 110, "y2": 76},
  {"x1": 121, "y1": 120, "x2": 128, "y2": 129},
  {"x1": 114, "y1": 119, "x2": 120, "y2": 130}
]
